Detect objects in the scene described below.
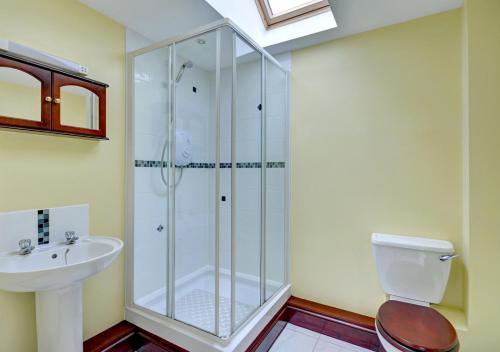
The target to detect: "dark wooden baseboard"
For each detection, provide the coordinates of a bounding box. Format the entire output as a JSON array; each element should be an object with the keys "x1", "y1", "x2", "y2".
[
  {"x1": 245, "y1": 304, "x2": 288, "y2": 352},
  {"x1": 284, "y1": 296, "x2": 382, "y2": 351},
  {"x1": 84, "y1": 321, "x2": 188, "y2": 352},
  {"x1": 84, "y1": 297, "x2": 382, "y2": 352},
  {"x1": 83, "y1": 321, "x2": 136, "y2": 352}
]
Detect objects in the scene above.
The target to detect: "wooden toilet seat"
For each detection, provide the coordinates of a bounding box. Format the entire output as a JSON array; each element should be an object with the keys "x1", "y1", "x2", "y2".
[{"x1": 376, "y1": 300, "x2": 459, "y2": 352}]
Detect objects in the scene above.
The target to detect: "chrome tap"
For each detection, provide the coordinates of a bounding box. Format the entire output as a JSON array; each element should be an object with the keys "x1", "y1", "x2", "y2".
[
  {"x1": 64, "y1": 231, "x2": 79, "y2": 245},
  {"x1": 18, "y1": 239, "x2": 35, "y2": 255}
]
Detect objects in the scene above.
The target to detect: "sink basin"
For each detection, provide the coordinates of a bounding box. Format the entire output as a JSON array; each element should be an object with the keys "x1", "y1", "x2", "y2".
[
  {"x1": 0, "y1": 235, "x2": 123, "y2": 352},
  {"x1": 0, "y1": 236, "x2": 122, "y2": 292}
]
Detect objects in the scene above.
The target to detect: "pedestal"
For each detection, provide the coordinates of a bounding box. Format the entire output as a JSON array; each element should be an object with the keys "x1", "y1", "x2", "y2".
[{"x1": 35, "y1": 283, "x2": 83, "y2": 352}]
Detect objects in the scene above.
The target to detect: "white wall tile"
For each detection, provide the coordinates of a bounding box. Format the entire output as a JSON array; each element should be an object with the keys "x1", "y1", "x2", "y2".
[
  {"x1": 0, "y1": 209, "x2": 38, "y2": 253},
  {"x1": 50, "y1": 204, "x2": 89, "y2": 243},
  {"x1": 0, "y1": 204, "x2": 89, "y2": 253},
  {"x1": 135, "y1": 133, "x2": 164, "y2": 161}
]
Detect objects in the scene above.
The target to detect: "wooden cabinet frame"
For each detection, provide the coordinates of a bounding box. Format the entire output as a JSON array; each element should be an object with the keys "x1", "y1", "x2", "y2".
[
  {"x1": 52, "y1": 73, "x2": 106, "y2": 138},
  {"x1": 0, "y1": 56, "x2": 52, "y2": 130},
  {"x1": 0, "y1": 53, "x2": 108, "y2": 140}
]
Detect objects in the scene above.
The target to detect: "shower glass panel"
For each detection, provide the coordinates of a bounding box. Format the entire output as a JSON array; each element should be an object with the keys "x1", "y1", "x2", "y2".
[
  {"x1": 132, "y1": 45, "x2": 170, "y2": 315},
  {"x1": 218, "y1": 26, "x2": 235, "y2": 337},
  {"x1": 233, "y1": 35, "x2": 262, "y2": 330},
  {"x1": 129, "y1": 21, "x2": 289, "y2": 340},
  {"x1": 265, "y1": 59, "x2": 287, "y2": 300},
  {"x1": 173, "y1": 31, "x2": 218, "y2": 334}
]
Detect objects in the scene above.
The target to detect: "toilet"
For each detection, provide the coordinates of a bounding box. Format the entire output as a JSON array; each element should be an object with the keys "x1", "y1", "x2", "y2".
[{"x1": 372, "y1": 233, "x2": 460, "y2": 352}]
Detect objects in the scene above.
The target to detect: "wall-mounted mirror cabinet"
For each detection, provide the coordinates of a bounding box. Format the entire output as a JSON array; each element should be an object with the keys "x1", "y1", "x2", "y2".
[{"x1": 0, "y1": 54, "x2": 108, "y2": 139}]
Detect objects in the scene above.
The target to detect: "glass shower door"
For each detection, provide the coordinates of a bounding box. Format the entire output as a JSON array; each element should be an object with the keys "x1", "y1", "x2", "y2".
[
  {"x1": 233, "y1": 35, "x2": 263, "y2": 330},
  {"x1": 172, "y1": 31, "x2": 218, "y2": 334},
  {"x1": 132, "y1": 46, "x2": 171, "y2": 316},
  {"x1": 265, "y1": 59, "x2": 287, "y2": 300}
]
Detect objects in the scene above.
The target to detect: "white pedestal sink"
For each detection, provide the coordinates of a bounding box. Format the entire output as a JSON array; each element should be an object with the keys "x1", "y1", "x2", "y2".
[{"x1": 0, "y1": 236, "x2": 123, "y2": 352}]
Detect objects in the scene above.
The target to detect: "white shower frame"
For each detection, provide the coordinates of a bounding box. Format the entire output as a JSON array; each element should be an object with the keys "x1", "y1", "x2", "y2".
[{"x1": 125, "y1": 19, "x2": 291, "y2": 352}]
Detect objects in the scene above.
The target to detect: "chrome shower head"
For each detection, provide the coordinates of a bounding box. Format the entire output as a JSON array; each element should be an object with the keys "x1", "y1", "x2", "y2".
[{"x1": 175, "y1": 60, "x2": 194, "y2": 83}]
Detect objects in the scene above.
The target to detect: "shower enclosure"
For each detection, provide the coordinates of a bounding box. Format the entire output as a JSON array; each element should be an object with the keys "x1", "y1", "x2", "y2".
[{"x1": 125, "y1": 20, "x2": 290, "y2": 348}]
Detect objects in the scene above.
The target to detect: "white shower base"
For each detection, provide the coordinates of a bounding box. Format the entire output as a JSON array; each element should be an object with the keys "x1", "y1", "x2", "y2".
[{"x1": 128, "y1": 266, "x2": 290, "y2": 352}]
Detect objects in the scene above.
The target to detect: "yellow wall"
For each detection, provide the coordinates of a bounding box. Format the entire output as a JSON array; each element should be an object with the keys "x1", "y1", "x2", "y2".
[
  {"x1": 291, "y1": 9, "x2": 464, "y2": 316},
  {"x1": 460, "y1": 0, "x2": 500, "y2": 348},
  {"x1": 0, "y1": 0, "x2": 125, "y2": 351},
  {"x1": 292, "y1": 4, "x2": 500, "y2": 350}
]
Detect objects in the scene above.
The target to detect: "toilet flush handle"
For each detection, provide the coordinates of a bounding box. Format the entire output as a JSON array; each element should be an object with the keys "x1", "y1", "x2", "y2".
[{"x1": 439, "y1": 253, "x2": 459, "y2": 262}]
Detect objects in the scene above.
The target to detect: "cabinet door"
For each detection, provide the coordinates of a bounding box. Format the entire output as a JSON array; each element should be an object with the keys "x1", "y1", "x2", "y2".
[
  {"x1": 52, "y1": 73, "x2": 106, "y2": 138},
  {"x1": 0, "y1": 56, "x2": 51, "y2": 130}
]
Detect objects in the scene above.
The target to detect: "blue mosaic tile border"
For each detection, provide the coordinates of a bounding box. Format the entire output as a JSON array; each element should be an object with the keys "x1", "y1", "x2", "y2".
[
  {"x1": 185, "y1": 162, "x2": 216, "y2": 169},
  {"x1": 267, "y1": 162, "x2": 286, "y2": 168},
  {"x1": 135, "y1": 160, "x2": 163, "y2": 168},
  {"x1": 134, "y1": 160, "x2": 285, "y2": 169},
  {"x1": 37, "y1": 209, "x2": 49, "y2": 245}
]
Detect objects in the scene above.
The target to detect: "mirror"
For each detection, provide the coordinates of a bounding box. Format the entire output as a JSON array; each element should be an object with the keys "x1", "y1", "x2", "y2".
[
  {"x1": 0, "y1": 67, "x2": 41, "y2": 121},
  {"x1": 60, "y1": 85, "x2": 99, "y2": 130}
]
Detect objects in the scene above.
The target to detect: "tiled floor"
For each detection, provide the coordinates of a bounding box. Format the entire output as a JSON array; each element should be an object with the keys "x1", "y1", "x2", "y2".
[{"x1": 269, "y1": 323, "x2": 373, "y2": 352}]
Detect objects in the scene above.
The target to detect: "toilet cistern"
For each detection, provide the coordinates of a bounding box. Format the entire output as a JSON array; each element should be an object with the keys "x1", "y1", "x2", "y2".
[{"x1": 371, "y1": 232, "x2": 457, "y2": 305}]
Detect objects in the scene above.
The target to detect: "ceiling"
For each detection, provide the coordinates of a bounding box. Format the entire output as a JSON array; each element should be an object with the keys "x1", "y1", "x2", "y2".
[
  {"x1": 266, "y1": 0, "x2": 464, "y2": 53},
  {"x1": 80, "y1": 0, "x2": 221, "y2": 42},
  {"x1": 80, "y1": 0, "x2": 464, "y2": 55}
]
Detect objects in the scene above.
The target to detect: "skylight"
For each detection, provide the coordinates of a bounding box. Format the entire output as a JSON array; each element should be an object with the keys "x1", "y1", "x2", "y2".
[
  {"x1": 267, "y1": 0, "x2": 324, "y2": 15},
  {"x1": 256, "y1": 0, "x2": 331, "y2": 28}
]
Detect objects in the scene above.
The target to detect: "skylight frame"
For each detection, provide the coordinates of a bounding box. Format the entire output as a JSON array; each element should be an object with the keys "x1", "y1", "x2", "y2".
[{"x1": 256, "y1": 0, "x2": 331, "y2": 29}]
